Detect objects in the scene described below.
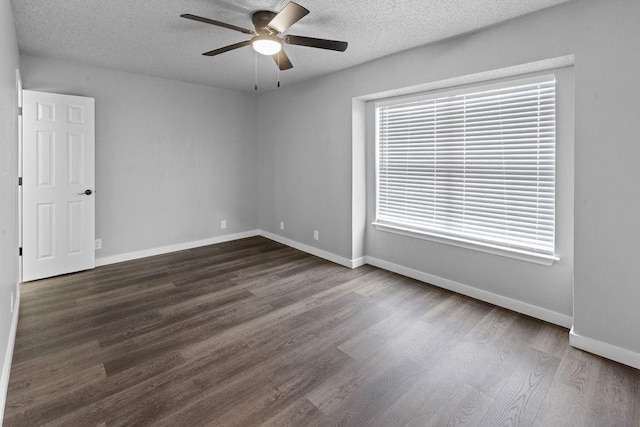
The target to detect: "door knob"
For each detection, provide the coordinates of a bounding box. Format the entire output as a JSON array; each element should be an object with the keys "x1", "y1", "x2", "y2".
[{"x1": 78, "y1": 189, "x2": 93, "y2": 195}]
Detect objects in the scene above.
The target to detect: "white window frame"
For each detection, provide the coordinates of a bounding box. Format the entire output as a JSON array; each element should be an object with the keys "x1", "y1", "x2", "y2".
[{"x1": 373, "y1": 74, "x2": 560, "y2": 265}]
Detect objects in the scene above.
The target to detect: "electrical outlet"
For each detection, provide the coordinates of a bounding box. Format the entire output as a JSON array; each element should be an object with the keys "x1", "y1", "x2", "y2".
[
  {"x1": 280, "y1": 221, "x2": 284, "y2": 230},
  {"x1": 10, "y1": 292, "x2": 14, "y2": 313},
  {"x1": 314, "y1": 230, "x2": 319, "y2": 241},
  {"x1": 221, "y1": 220, "x2": 227, "y2": 230},
  {"x1": 95, "y1": 238, "x2": 102, "y2": 250}
]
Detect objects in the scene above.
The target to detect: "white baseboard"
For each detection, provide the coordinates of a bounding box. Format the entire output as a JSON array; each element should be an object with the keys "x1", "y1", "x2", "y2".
[
  {"x1": 96, "y1": 229, "x2": 364, "y2": 270},
  {"x1": 95, "y1": 230, "x2": 260, "y2": 267},
  {"x1": 569, "y1": 327, "x2": 640, "y2": 370},
  {"x1": 0, "y1": 285, "x2": 20, "y2": 425},
  {"x1": 365, "y1": 256, "x2": 573, "y2": 328},
  {"x1": 351, "y1": 257, "x2": 366, "y2": 268},
  {"x1": 258, "y1": 231, "x2": 359, "y2": 268}
]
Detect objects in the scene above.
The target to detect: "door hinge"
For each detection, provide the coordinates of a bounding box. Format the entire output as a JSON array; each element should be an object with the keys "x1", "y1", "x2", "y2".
[
  {"x1": 19, "y1": 247, "x2": 22, "y2": 256},
  {"x1": 18, "y1": 106, "x2": 22, "y2": 116},
  {"x1": 18, "y1": 177, "x2": 22, "y2": 186}
]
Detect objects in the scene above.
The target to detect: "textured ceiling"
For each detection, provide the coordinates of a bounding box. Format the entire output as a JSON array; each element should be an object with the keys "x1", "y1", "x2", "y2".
[{"x1": 11, "y1": 0, "x2": 571, "y2": 92}]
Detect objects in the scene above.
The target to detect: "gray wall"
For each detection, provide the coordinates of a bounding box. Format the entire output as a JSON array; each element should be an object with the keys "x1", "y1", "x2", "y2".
[
  {"x1": 259, "y1": 81, "x2": 355, "y2": 257},
  {"x1": 19, "y1": 56, "x2": 259, "y2": 259},
  {"x1": 572, "y1": 0, "x2": 640, "y2": 355},
  {"x1": 259, "y1": 0, "x2": 640, "y2": 356},
  {"x1": 0, "y1": 0, "x2": 19, "y2": 400}
]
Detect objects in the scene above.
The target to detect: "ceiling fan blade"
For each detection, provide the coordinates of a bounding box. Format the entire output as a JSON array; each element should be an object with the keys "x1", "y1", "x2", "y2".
[
  {"x1": 267, "y1": 2, "x2": 309, "y2": 34},
  {"x1": 202, "y1": 40, "x2": 252, "y2": 56},
  {"x1": 272, "y1": 50, "x2": 293, "y2": 70},
  {"x1": 284, "y1": 35, "x2": 348, "y2": 52},
  {"x1": 181, "y1": 14, "x2": 255, "y2": 35}
]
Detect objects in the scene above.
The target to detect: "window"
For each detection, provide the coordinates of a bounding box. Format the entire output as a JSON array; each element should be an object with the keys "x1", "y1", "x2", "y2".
[{"x1": 374, "y1": 75, "x2": 557, "y2": 260}]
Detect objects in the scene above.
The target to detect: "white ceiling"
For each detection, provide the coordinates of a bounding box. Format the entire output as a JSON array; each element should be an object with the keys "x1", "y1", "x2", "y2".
[{"x1": 11, "y1": 0, "x2": 571, "y2": 93}]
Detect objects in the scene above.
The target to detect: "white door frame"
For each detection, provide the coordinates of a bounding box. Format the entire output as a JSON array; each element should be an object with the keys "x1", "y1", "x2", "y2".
[{"x1": 16, "y1": 69, "x2": 22, "y2": 285}]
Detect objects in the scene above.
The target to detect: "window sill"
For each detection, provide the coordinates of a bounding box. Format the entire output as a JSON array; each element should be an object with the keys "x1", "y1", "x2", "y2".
[{"x1": 371, "y1": 221, "x2": 559, "y2": 266}]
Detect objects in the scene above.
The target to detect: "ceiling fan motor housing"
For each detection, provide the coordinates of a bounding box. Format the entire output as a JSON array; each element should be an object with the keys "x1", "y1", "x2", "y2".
[{"x1": 251, "y1": 11, "x2": 277, "y2": 34}]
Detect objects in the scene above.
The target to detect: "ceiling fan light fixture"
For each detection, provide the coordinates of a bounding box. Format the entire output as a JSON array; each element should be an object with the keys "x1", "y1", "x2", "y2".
[
  {"x1": 252, "y1": 35, "x2": 282, "y2": 55},
  {"x1": 182, "y1": 2, "x2": 348, "y2": 73}
]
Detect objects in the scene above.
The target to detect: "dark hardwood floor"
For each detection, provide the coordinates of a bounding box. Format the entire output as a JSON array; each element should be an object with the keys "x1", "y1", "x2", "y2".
[{"x1": 5, "y1": 236, "x2": 640, "y2": 426}]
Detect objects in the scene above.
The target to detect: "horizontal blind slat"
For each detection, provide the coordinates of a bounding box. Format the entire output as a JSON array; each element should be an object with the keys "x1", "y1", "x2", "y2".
[{"x1": 376, "y1": 77, "x2": 556, "y2": 255}]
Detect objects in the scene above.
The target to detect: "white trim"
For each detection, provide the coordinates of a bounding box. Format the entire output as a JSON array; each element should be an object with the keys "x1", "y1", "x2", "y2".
[
  {"x1": 351, "y1": 257, "x2": 366, "y2": 268},
  {"x1": 374, "y1": 73, "x2": 556, "y2": 108},
  {"x1": 569, "y1": 327, "x2": 640, "y2": 370},
  {"x1": 358, "y1": 55, "x2": 575, "y2": 102},
  {"x1": 96, "y1": 229, "x2": 365, "y2": 270},
  {"x1": 0, "y1": 286, "x2": 20, "y2": 425},
  {"x1": 372, "y1": 222, "x2": 558, "y2": 266},
  {"x1": 95, "y1": 230, "x2": 260, "y2": 267},
  {"x1": 16, "y1": 69, "x2": 23, "y2": 285},
  {"x1": 365, "y1": 255, "x2": 572, "y2": 328},
  {"x1": 258, "y1": 231, "x2": 359, "y2": 268}
]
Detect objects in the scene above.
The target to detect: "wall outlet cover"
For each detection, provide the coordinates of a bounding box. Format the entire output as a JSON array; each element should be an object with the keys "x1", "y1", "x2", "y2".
[
  {"x1": 221, "y1": 220, "x2": 227, "y2": 229},
  {"x1": 95, "y1": 238, "x2": 102, "y2": 250}
]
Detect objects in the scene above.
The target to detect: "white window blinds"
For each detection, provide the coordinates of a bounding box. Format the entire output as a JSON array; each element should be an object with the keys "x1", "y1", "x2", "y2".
[{"x1": 376, "y1": 76, "x2": 556, "y2": 257}]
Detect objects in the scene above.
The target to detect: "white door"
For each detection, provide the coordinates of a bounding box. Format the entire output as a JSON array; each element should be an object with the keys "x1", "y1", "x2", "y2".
[{"x1": 22, "y1": 90, "x2": 95, "y2": 282}]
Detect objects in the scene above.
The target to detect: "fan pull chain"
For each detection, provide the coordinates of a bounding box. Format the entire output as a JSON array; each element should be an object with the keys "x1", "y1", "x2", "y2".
[
  {"x1": 254, "y1": 51, "x2": 258, "y2": 91},
  {"x1": 277, "y1": 53, "x2": 281, "y2": 88}
]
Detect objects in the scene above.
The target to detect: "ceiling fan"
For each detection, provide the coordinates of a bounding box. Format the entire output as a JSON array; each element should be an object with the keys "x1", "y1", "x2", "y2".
[{"x1": 181, "y1": 2, "x2": 348, "y2": 71}]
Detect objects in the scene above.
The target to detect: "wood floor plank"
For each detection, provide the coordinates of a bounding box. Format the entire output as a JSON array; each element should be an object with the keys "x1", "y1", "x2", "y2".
[
  {"x1": 5, "y1": 236, "x2": 640, "y2": 426},
  {"x1": 6, "y1": 364, "x2": 107, "y2": 411},
  {"x1": 4, "y1": 364, "x2": 108, "y2": 425},
  {"x1": 530, "y1": 323, "x2": 570, "y2": 359},
  {"x1": 479, "y1": 347, "x2": 561, "y2": 425},
  {"x1": 463, "y1": 314, "x2": 543, "y2": 398},
  {"x1": 11, "y1": 308, "x2": 165, "y2": 365},
  {"x1": 178, "y1": 271, "x2": 381, "y2": 363},
  {"x1": 156, "y1": 348, "x2": 351, "y2": 427},
  {"x1": 8, "y1": 340, "x2": 103, "y2": 393},
  {"x1": 371, "y1": 309, "x2": 520, "y2": 426},
  {"x1": 37, "y1": 352, "x2": 187, "y2": 426},
  {"x1": 44, "y1": 287, "x2": 383, "y2": 426},
  {"x1": 425, "y1": 383, "x2": 494, "y2": 427},
  {"x1": 343, "y1": 365, "x2": 421, "y2": 426},
  {"x1": 534, "y1": 383, "x2": 595, "y2": 427},
  {"x1": 259, "y1": 397, "x2": 326, "y2": 427},
  {"x1": 587, "y1": 359, "x2": 640, "y2": 425}
]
